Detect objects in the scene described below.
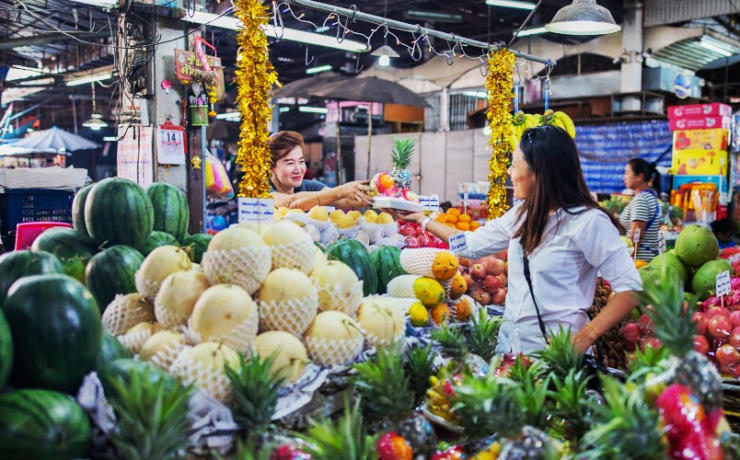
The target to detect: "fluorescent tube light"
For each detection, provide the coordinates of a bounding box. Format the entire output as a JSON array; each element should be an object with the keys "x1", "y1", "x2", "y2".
[
  {"x1": 66, "y1": 0, "x2": 124, "y2": 9},
  {"x1": 486, "y1": 0, "x2": 536, "y2": 10},
  {"x1": 404, "y1": 11, "x2": 463, "y2": 23},
  {"x1": 306, "y1": 65, "x2": 333, "y2": 74},
  {"x1": 215, "y1": 112, "x2": 241, "y2": 120},
  {"x1": 299, "y1": 106, "x2": 329, "y2": 114},
  {"x1": 103, "y1": 136, "x2": 118, "y2": 142},
  {"x1": 514, "y1": 27, "x2": 548, "y2": 37},
  {"x1": 67, "y1": 72, "x2": 112, "y2": 86},
  {"x1": 182, "y1": 12, "x2": 370, "y2": 52},
  {"x1": 463, "y1": 90, "x2": 488, "y2": 99},
  {"x1": 279, "y1": 107, "x2": 291, "y2": 113}
]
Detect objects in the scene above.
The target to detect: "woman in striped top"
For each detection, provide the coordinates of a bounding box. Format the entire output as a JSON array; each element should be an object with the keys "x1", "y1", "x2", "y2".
[{"x1": 619, "y1": 158, "x2": 661, "y2": 262}]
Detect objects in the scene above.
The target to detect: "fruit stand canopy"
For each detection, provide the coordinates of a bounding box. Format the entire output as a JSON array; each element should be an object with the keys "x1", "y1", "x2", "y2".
[{"x1": 0, "y1": 126, "x2": 100, "y2": 156}]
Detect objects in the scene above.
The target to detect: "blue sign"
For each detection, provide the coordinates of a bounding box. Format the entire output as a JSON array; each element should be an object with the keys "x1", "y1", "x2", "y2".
[{"x1": 674, "y1": 73, "x2": 692, "y2": 99}]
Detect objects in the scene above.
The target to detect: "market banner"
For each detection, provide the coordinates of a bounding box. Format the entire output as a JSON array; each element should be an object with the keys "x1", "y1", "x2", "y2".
[{"x1": 577, "y1": 121, "x2": 672, "y2": 194}]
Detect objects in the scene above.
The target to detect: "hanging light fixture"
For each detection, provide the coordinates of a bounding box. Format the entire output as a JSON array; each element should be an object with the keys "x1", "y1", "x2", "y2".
[
  {"x1": 82, "y1": 82, "x2": 109, "y2": 131},
  {"x1": 545, "y1": 0, "x2": 621, "y2": 36},
  {"x1": 372, "y1": 0, "x2": 398, "y2": 67}
]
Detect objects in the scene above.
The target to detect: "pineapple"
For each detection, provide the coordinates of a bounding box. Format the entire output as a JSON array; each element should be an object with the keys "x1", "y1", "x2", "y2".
[
  {"x1": 105, "y1": 366, "x2": 193, "y2": 460},
  {"x1": 549, "y1": 369, "x2": 593, "y2": 446},
  {"x1": 225, "y1": 351, "x2": 285, "y2": 437},
  {"x1": 431, "y1": 321, "x2": 468, "y2": 365},
  {"x1": 390, "y1": 137, "x2": 415, "y2": 191},
  {"x1": 508, "y1": 359, "x2": 551, "y2": 431},
  {"x1": 637, "y1": 263, "x2": 723, "y2": 413},
  {"x1": 465, "y1": 308, "x2": 502, "y2": 362},
  {"x1": 532, "y1": 326, "x2": 584, "y2": 381},
  {"x1": 498, "y1": 426, "x2": 561, "y2": 460},
  {"x1": 220, "y1": 437, "x2": 272, "y2": 460},
  {"x1": 579, "y1": 376, "x2": 666, "y2": 459},
  {"x1": 405, "y1": 344, "x2": 437, "y2": 408},
  {"x1": 298, "y1": 400, "x2": 375, "y2": 460}
]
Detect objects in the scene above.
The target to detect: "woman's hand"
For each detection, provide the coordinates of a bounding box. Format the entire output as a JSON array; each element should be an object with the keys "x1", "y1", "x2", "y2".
[
  {"x1": 387, "y1": 210, "x2": 426, "y2": 224},
  {"x1": 339, "y1": 180, "x2": 373, "y2": 205},
  {"x1": 571, "y1": 326, "x2": 599, "y2": 354}
]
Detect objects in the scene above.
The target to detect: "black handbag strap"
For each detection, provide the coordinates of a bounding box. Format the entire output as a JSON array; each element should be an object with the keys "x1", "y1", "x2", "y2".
[{"x1": 522, "y1": 253, "x2": 548, "y2": 341}]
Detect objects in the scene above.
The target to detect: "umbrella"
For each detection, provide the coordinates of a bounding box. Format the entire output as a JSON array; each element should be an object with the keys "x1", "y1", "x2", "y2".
[
  {"x1": 207, "y1": 120, "x2": 240, "y2": 142},
  {"x1": 312, "y1": 76, "x2": 432, "y2": 109},
  {"x1": 0, "y1": 145, "x2": 59, "y2": 156},
  {"x1": 273, "y1": 73, "x2": 349, "y2": 100},
  {"x1": 9, "y1": 126, "x2": 100, "y2": 153}
]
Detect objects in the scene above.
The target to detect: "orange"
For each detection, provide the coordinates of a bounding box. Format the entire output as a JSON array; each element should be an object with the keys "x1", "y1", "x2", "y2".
[
  {"x1": 431, "y1": 303, "x2": 451, "y2": 326},
  {"x1": 456, "y1": 222, "x2": 471, "y2": 231},
  {"x1": 378, "y1": 173, "x2": 395, "y2": 191},
  {"x1": 458, "y1": 214, "x2": 472, "y2": 223},
  {"x1": 432, "y1": 252, "x2": 459, "y2": 281},
  {"x1": 470, "y1": 221, "x2": 481, "y2": 230},
  {"x1": 449, "y1": 272, "x2": 467, "y2": 300},
  {"x1": 435, "y1": 214, "x2": 448, "y2": 224},
  {"x1": 446, "y1": 223, "x2": 456, "y2": 229},
  {"x1": 448, "y1": 208, "x2": 461, "y2": 216},
  {"x1": 446, "y1": 214, "x2": 459, "y2": 224}
]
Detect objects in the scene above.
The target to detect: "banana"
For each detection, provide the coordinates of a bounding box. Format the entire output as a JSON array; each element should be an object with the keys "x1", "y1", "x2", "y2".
[
  {"x1": 533, "y1": 114, "x2": 544, "y2": 126},
  {"x1": 550, "y1": 117, "x2": 567, "y2": 131},
  {"x1": 512, "y1": 111, "x2": 527, "y2": 127},
  {"x1": 555, "y1": 111, "x2": 576, "y2": 138}
]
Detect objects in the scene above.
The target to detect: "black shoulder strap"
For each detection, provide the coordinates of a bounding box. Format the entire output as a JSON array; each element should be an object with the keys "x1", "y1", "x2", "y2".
[{"x1": 522, "y1": 254, "x2": 548, "y2": 341}]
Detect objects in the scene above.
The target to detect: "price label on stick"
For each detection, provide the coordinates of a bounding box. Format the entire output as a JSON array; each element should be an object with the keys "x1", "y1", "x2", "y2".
[
  {"x1": 658, "y1": 232, "x2": 666, "y2": 255},
  {"x1": 449, "y1": 233, "x2": 468, "y2": 255},
  {"x1": 430, "y1": 194, "x2": 440, "y2": 211},
  {"x1": 633, "y1": 228, "x2": 641, "y2": 244},
  {"x1": 238, "y1": 198, "x2": 275, "y2": 225},
  {"x1": 717, "y1": 270, "x2": 731, "y2": 298},
  {"x1": 418, "y1": 195, "x2": 432, "y2": 211}
]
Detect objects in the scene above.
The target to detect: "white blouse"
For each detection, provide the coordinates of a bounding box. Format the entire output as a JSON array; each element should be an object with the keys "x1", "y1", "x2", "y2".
[{"x1": 461, "y1": 203, "x2": 642, "y2": 354}]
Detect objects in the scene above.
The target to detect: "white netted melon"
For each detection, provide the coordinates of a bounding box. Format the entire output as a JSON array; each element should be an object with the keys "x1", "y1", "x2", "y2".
[
  {"x1": 102, "y1": 293, "x2": 155, "y2": 336},
  {"x1": 387, "y1": 274, "x2": 422, "y2": 299},
  {"x1": 310, "y1": 261, "x2": 363, "y2": 317},
  {"x1": 261, "y1": 220, "x2": 315, "y2": 274},
  {"x1": 357, "y1": 297, "x2": 405, "y2": 347},
  {"x1": 139, "y1": 330, "x2": 186, "y2": 370},
  {"x1": 170, "y1": 342, "x2": 241, "y2": 402},
  {"x1": 201, "y1": 227, "x2": 272, "y2": 295},
  {"x1": 135, "y1": 246, "x2": 192, "y2": 300},
  {"x1": 259, "y1": 268, "x2": 318, "y2": 336},
  {"x1": 118, "y1": 321, "x2": 162, "y2": 354},
  {"x1": 314, "y1": 246, "x2": 327, "y2": 269},
  {"x1": 254, "y1": 331, "x2": 309, "y2": 384},
  {"x1": 190, "y1": 284, "x2": 258, "y2": 353},
  {"x1": 154, "y1": 270, "x2": 211, "y2": 329},
  {"x1": 304, "y1": 311, "x2": 364, "y2": 366}
]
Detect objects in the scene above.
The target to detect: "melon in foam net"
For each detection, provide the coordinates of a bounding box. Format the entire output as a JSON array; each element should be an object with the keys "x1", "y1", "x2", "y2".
[
  {"x1": 139, "y1": 330, "x2": 185, "y2": 370},
  {"x1": 170, "y1": 342, "x2": 240, "y2": 402},
  {"x1": 358, "y1": 297, "x2": 405, "y2": 347},
  {"x1": 304, "y1": 311, "x2": 364, "y2": 366},
  {"x1": 261, "y1": 220, "x2": 316, "y2": 274},
  {"x1": 135, "y1": 246, "x2": 192, "y2": 300},
  {"x1": 201, "y1": 227, "x2": 272, "y2": 295},
  {"x1": 258, "y1": 268, "x2": 318, "y2": 336},
  {"x1": 310, "y1": 260, "x2": 363, "y2": 316},
  {"x1": 254, "y1": 331, "x2": 309, "y2": 384},
  {"x1": 154, "y1": 270, "x2": 211, "y2": 329},
  {"x1": 190, "y1": 284, "x2": 259, "y2": 353}
]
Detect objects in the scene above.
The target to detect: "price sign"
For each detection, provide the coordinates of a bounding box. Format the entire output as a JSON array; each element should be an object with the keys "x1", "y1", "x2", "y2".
[
  {"x1": 463, "y1": 191, "x2": 469, "y2": 208},
  {"x1": 717, "y1": 270, "x2": 731, "y2": 297},
  {"x1": 418, "y1": 195, "x2": 431, "y2": 211},
  {"x1": 633, "y1": 227, "x2": 641, "y2": 244},
  {"x1": 658, "y1": 232, "x2": 666, "y2": 254},
  {"x1": 429, "y1": 194, "x2": 440, "y2": 210},
  {"x1": 157, "y1": 123, "x2": 186, "y2": 165},
  {"x1": 449, "y1": 233, "x2": 468, "y2": 255},
  {"x1": 238, "y1": 198, "x2": 275, "y2": 224}
]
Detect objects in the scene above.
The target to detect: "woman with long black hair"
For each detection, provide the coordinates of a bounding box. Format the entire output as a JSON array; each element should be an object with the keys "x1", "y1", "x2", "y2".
[
  {"x1": 620, "y1": 158, "x2": 661, "y2": 262},
  {"x1": 395, "y1": 126, "x2": 642, "y2": 354}
]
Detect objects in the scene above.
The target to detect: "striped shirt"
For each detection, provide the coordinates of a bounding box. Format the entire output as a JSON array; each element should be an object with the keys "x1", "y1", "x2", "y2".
[{"x1": 619, "y1": 191, "x2": 660, "y2": 262}]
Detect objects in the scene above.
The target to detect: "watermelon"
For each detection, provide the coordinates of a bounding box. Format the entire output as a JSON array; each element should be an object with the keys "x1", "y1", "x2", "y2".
[
  {"x1": 0, "y1": 250, "x2": 63, "y2": 307},
  {"x1": 96, "y1": 332, "x2": 131, "y2": 369},
  {"x1": 142, "y1": 231, "x2": 180, "y2": 256},
  {"x1": 86, "y1": 245, "x2": 144, "y2": 310},
  {"x1": 5, "y1": 275, "x2": 102, "y2": 392},
  {"x1": 85, "y1": 177, "x2": 154, "y2": 250},
  {"x1": 181, "y1": 233, "x2": 212, "y2": 263},
  {"x1": 30, "y1": 228, "x2": 98, "y2": 283},
  {"x1": 98, "y1": 359, "x2": 177, "y2": 404},
  {"x1": 147, "y1": 182, "x2": 190, "y2": 242},
  {"x1": 0, "y1": 310, "x2": 12, "y2": 390},
  {"x1": 370, "y1": 246, "x2": 406, "y2": 294},
  {"x1": 325, "y1": 239, "x2": 378, "y2": 296},
  {"x1": 71, "y1": 184, "x2": 94, "y2": 236},
  {"x1": 0, "y1": 389, "x2": 92, "y2": 460}
]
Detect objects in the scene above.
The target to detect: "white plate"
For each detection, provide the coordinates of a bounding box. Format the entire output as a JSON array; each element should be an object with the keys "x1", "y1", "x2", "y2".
[{"x1": 372, "y1": 197, "x2": 423, "y2": 212}]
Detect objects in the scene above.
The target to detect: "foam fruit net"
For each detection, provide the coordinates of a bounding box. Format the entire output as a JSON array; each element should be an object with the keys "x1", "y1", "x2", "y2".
[
  {"x1": 102, "y1": 295, "x2": 155, "y2": 336},
  {"x1": 363, "y1": 329, "x2": 406, "y2": 349},
  {"x1": 188, "y1": 309, "x2": 259, "y2": 354},
  {"x1": 154, "y1": 303, "x2": 191, "y2": 330},
  {"x1": 358, "y1": 219, "x2": 381, "y2": 244},
  {"x1": 379, "y1": 222, "x2": 399, "y2": 238},
  {"x1": 148, "y1": 340, "x2": 187, "y2": 372},
  {"x1": 400, "y1": 248, "x2": 443, "y2": 277},
  {"x1": 387, "y1": 274, "x2": 422, "y2": 299},
  {"x1": 270, "y1": 239, "x2": 315, "y2": 275},
  {"x1": 259, "y1": 293, "x2": 319, "y2": 337},
  {"x1": 135, "y1": 272, "x2": 165, "y2": 302},
  {"x1": 304, "y1": 335, "x2": 364, "y2": 366},
  {"x1": 170, "y1": 347, "x2": 234, "y2": 402},
  {"x1": 118, "y1": 327, "x2": 158, "y2": 354},
  {"x1": 202, "y1": 247, "x2": 272, "y2": 295},
  {"x1": 315, "y1": 281, "x2": 364, "y2": 317}
]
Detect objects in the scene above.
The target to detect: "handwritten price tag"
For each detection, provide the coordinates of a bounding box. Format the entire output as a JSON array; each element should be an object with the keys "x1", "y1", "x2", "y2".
[
  {"x1": 716, "y1": 270, "x2": 731, "y2": 297},
  {"x1": 418, "y1": 195, "x2": 431, "y2": 211},
  {"x1": 633, "y1": 227, "x2": 641, "y2": 244},
  {"x1": 658, "y1": 232, "x2": 666, "y2": 254},
  {"x1": 449, "y1": 233, "x2": 468, "y2": 255},
  {"x1": 238, "y1": 198, "x2": 275, "y2": 224},
  {"x1": 429, "y1": 194, "x2": 440, "y2": 210}
]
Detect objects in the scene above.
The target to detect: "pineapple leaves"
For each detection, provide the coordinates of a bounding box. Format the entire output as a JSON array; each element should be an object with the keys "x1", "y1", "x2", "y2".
[
  {"x1": 549, "y1": 369, "x2": 593, "y2": 444},
  {"x1": 352, "y1": 346, "x2": 414, "y2": 423},
  {"x1": 432, "y1": 320, "x2": 468, "y2": 361},
  {"x1": 298, "y1": 399, "x2": 376, "y2": 460},
  {"x1": 466, "y1": 308, "x2": 502, "y2": 362},
  {"x1": 217, "y1": 436, "x2": 273, "y2": 460},
  {"x1": 405, "y1": 344, "x2": 437, "y2": 408},
  {"x1": 532, "y1": 325, "x2": 584, "y2": 380},
  {"x1": 391, "y1": 137, "x2": 415, "y2": 171}
]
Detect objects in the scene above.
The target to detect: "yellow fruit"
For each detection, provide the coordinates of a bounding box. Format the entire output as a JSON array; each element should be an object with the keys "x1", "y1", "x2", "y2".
[
  {"x1": 126, "y1": 321, "x2": 161, "y2": 336},
  {"x1": 310, "y1": 260, "x2": 359, "y2": 310},
  {"x1": 430, "y1": 304, "x2": 451, "y2": 326},
  {"x1": 347, "y1": 210, "x2": 362, "y2": 221},
  {"x1": 446, "y1": 214, "x2": 459, "y2": 224},
  {"x1": 337, "y1": 214, "x2": 357, "y2": 229},
  {"x1": 209, "y1": 227, "x2": 266, "y2": 251},
  {"x1": 413, "y1": 277, "x2": 446, "y2": 307},
  {"x1": 313, "y1": 247, "x2": 326, "y2": 269},
  {"x1": 458, "y1": 214, "x2": 472, "y2": 223},
  {"x1": 363, "y1": 210, "x2": 378, "y2": 223},
  {"x1": 277, "y1": 207, "x2": 290, "y2": 217},
  {"x1": 330, "y1": 209, "x2": 346, "y2": 223},
  {"x1": 447, "y1": 208, "x2": 461, "y2": 216},
  {"x1": 287, "y1": 208, "x2": 304, "y2": 215},
  {"x1": 308, "y1": 205, "x2": 329, "y2": 222},
  {"x1": 454, "y1": 298, "x2": 472, "y2": 322},
  {"x1": 450, "y1": 272, "x2": 467, "y2": 300},
  {"x1": 254, "y1": 331, "x2": 308, "y2": 383},
  {"x1": 432, "y1": 252, "x2": 459, "y2": 281},
  {"x1": 154, "y1": 270, "x2": 211, "y2": 329},
  {"x1": 435, "y1": 214, "x2": 448, "y2": 224},
  {"x1": 376, "y1": 212, "x2": 394, "y2": 225},
  {"x1": 456, "y1": 222, "x2": 471, "y2": 231},
  {"x1": 140, "y1": 331, "x2": 185, "y2": 363},
  {"x1": 409, "y1": 302, "x2": 429, "y2": 327},
  {"x1": 191, "y1": 284, "x2": 258, "y2": 347},
  {"x1": 470, "y1": 221, "x2": 481, "y2": 231}
]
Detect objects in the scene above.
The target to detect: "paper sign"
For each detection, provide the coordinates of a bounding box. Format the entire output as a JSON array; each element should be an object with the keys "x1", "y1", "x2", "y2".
[
  {"x1": 658, "y1": 232, "x2": 666, "y2": 254},
  {"x1": 449, "y1": 233, "x2": 468, "y2": 255},
  {"x1": 157, "y1": 126, "x2": 186, "y2": 165},
  {"x1": 463, "y1": 191, "x2": 469, "y2": 208},
  {"x1": 418, "y1": 195, "x2": 432, "y2": 211},
  {"x1": 717, "y1": 270, "x2": 731, "y2": 297},
  {"x1": 117, "y1": 126, "x2": 153, "y2": 187},
  {"x1": 633, "y1": 227, "x2": 641, "y2": 244},
  {"x1": 238, "y1": 198, "x2": 275, "y2": 224},
  {"x1": 429, "y1": 194, "x2": 440, "y2": 210}
]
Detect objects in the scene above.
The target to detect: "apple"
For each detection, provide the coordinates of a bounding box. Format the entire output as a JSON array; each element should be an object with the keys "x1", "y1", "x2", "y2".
[
  {"x1": 400, "y1": 225, "x2": 416, "y2": 237},
  {"x1": 707, "y1": 306, "x2": 732, "y2": 319},
  {"x1": 471, "y1": 289, "x2": 491, "y2": 305},
  {"x1": 624, "y1": 341, "x2": 636, "y2": 352},
  {"x1": 731, "y1": 311, "x2": 740, "y2": 329},
  {"x1": 639, "y1": 314, "x2": 654, "y2": 336},
  {"x1": 491, "y1": 288, "x2": 507, "y2": 305},
  {"x1": 418, "y1": 233, "x2": 432, "y2": 248},
  {"x1": 730, "y1": 327, "x2": 740, "y2": 349},
  {"x1": 471, "y1": 264, "x2": 487, "y2": 281},
  {"x1": 496, "y1": 274, "x2": 508, "y2": 288},
  {"x1": 715, "y1": 344, "x2": 740, "y2": 368},
  {"x1": 694, "y1": 335, "x2": 710, "y2": 355},
  {"x1": 622, "y1": 323, "x2": 641, "y2": 343},
  {"x1": 708, "y1": 315, "x2": 733, "y2": 339},
  {"x1": 405, "y1": 236, "x2": 420, "y2": 249},
  {"x1": 692, "y1": 312, "x2": 708, "y2": 336},
  {"x1": 485, "y1": 258, "x2": 506, "y2": 277},
  {"x1": 483, "y1": 275, "x2": 502, "y2": 294}
]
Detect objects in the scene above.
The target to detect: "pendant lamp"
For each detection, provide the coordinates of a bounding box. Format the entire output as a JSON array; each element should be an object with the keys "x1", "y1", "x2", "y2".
[{"x1": 545, "y1": 0, "x2": 621, "y2": 36}]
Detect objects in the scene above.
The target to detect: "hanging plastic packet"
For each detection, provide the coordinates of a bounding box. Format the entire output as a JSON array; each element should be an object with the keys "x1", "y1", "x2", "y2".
[{"x1": 205, "y1": 150, "x2": 234, "y2": 200}]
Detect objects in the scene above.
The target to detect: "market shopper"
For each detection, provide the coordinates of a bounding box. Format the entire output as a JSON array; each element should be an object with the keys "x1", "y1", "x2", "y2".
[
  {"x1": 394, "y1": 126, "x2": 642, "y2": 354},
  {"x1": 619, "y1": 158, "x2": 661, "y2": 262},
  {"x1": 268, "y1": 131, "x2": 372, "y2": 210}
]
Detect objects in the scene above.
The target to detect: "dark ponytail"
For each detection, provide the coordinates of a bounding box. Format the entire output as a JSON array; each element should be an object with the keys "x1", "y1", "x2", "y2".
[{"x1": 627, "y1": 158, "x2": 661, "y2": 195}]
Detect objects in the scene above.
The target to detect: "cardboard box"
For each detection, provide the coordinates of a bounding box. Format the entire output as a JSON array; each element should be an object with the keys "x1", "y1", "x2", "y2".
[
  {"x1": 673, "y1": 129, "x2": 728, "y2": 151},
  {"x1": 673, "y1": 174, "x2": 727, "y2": 193},
  {"x1": 672, "y1": 149, "x2": 728, "y2": 176},
  {"x1": 668, "y1": 103, "x2": 732, "y2": 119},
  {"x1": 669, "y1": 116, "x2": 731, "y2": 131}
]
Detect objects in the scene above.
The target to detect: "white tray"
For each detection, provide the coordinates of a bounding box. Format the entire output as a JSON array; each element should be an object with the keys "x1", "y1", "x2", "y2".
[{"x1": 372, "y1": 196, "x2": 423, "y2": 212}]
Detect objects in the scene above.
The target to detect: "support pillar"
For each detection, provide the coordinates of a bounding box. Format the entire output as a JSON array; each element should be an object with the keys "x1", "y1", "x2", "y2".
[{"x1": 620, "y1": 1, "x2": 644, "y2": 111}]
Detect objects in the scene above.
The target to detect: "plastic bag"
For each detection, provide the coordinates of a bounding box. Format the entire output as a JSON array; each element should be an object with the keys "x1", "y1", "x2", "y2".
[{"x1": 205, "y1": 151, "x2": 234, "y2": 200}]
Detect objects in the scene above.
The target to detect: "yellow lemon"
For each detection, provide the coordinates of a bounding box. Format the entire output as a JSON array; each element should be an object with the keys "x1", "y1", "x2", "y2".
[{"x1": 409, "y1": 301, "x2": 429, "y2": 327}]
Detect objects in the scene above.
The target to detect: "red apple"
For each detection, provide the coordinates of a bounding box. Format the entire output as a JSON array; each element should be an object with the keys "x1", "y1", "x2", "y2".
[
  {"x1": 491, "y1": 288, "x2": 507, "y2": 305},
  {"x1": 730, "y1": 327, "x2": 740, "y2": 349},
  {"x1": 418, "y1": 233, "x2": 432, "y2": 248},
  {"x1": 400, "y1": 225, "x2": 416, "y2": 237},
  {"x1": 624, "y1": 341, "x2": 636, "y2": 352},
  {"x1": 708, "y1": 315, "x2": 733, "y2": 339},
  {"x1": 405, "y1": 236, "x2": 420, "y2": 249},
  {"x1": 471, "y1": 289, "x2": 491, "y2": 305},
  {"x1": 496, "y1": 274, "x2": 508, "y2": 288},
  {"x1": 415, "y1": 226, "x2": 425, "y2": 237},
  {"x1": 694, "y1": 335, "x2": 710, "y2": 355},
  {"x1": 485, "y1": 258, "x2": 506, "y2": 277},
  {"x1": 622, "y1": 323, "x2": 641, "y2": 343},
  {"x1": 707, "y1": 306, "x2": 731, "y2": 319},
  {"x1": 462, "y1": 273, "x2": 474, "y2": 289},
  {"x1": 471, "y1": 264, "x2": 487, "y2": 281},
  {"x1": 715, "y1": 344, "x2": 740, "y2": 368},
  {"x1": 482, "y1": 275, "x2": 502, "y2": 295},
  {"x1": 731, "y1": 311, "x2": 740, "y2": 329},
  {"x1": 692, "y1": 312, "x2": 708, "y2": 336}
]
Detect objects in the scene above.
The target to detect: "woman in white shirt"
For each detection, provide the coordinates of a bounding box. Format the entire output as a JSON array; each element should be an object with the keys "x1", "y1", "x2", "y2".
[{"x1": 397, "y1": 126, "x2": 642, "y2": 354}]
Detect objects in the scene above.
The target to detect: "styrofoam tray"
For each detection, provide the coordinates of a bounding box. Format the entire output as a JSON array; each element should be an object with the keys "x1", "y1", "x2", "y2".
[{"x1": 372, "y1": 196, "x2": 423, "y2": 212}]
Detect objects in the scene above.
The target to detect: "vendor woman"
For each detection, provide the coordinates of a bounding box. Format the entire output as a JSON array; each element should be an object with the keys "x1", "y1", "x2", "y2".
[
  {"x1": 268, "y1": 131, "x2": 372, "y2": 210},
  {"x1": 396, "y1": 126, "x2": 642, "y2": 354}
]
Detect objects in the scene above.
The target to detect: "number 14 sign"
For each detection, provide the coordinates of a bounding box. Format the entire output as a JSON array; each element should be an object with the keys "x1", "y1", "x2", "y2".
[{"x1": 157, "y1": 122, "x2": 186, "y2": 165}]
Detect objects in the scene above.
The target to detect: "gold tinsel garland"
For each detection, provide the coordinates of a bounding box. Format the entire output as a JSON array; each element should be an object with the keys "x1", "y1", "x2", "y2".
[
  {"x1": 235, "y1": 0, "x2": 278, "y2": 198},
  {"x1": 485, "y1": 49, "x2": 515, "y2": 219}
]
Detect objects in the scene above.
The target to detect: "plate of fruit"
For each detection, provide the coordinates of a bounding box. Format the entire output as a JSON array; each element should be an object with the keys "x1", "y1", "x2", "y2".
[{"x1": 368, "y1": 137, "x2": 424, "y2": 212}]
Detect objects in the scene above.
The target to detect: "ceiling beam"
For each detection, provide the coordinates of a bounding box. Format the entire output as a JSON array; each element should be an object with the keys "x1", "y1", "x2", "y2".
[{"x1": 0, "y1": 31, "x2": 111, "y2": 50}]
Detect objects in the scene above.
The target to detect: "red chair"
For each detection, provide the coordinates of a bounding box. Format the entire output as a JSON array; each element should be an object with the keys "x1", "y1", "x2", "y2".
[{"x1": 15, "y1": 222, "x2": 72, "y2": 251}]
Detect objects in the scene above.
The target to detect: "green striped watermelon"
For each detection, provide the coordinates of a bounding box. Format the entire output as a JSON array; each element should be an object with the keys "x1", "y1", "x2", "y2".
[
  {"x1": 5, "y1": 275, "x2": 102, "y2": 393},
  {"x1": 0, "y1": 310, "x2": 12, "y2": 390},
  {"x1": 142, "y1": 231, "x2": 179, "y2": 256},
  {"x1": 85, "y1": 245, "x2": 144, "y2": 310},
  {"x1": 147, "y1": 182, "x2": 190, "y2": 241},
  {"x1": 96, "y1": 332, "x2": 131, "y2": 370},
  {"x1": 0, "y1": 250, "x2": 63, "y2": 307},
  {"x1": 181, "y1": 233, "x2": 212, "y2": 263},
  {"x1": 325, "y1": 239, "x2": 378, "y2": 296},
  {"x1": 370, "y1": 246, "x2": 406, "y2": 294},
  {"x1": 85, "y1": 178, "x2": 154, "y2": 250},
  {"x1": 71, "y1": 184, "x2": 94, "y2": 236},
  {"x1": 30, "y1": 228, "x2": 98, "y2": 283},
  {"x1": 0, "y1": 389, "x2": 92, "y2": 460}
]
